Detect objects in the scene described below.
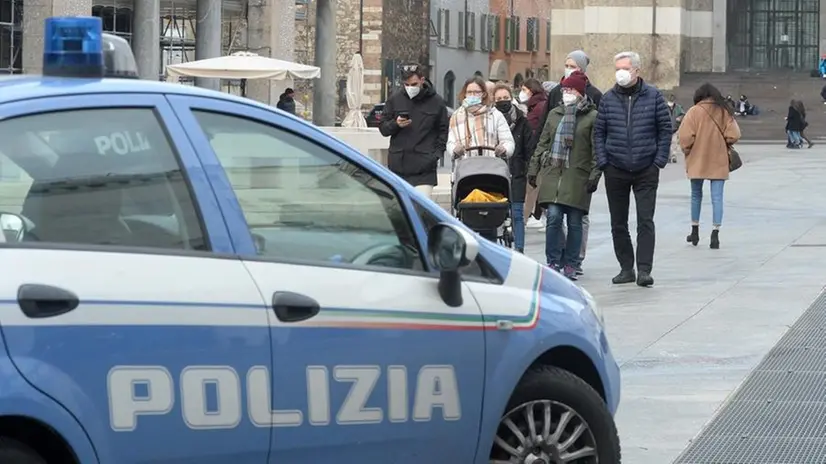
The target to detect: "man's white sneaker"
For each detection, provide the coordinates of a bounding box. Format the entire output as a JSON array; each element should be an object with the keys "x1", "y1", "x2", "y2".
[{"x1": 526, "y1": 217, "x2": 545, "y2": 229}]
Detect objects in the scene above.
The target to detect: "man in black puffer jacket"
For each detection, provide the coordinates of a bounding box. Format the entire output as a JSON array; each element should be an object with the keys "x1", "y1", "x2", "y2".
[
  {"x1": 594, "y1": 51, "x2": 671, "y2": 288},
  {"x1": 276, "y1": 88, "x2": 296, "y2": 115},
  {"x1": 379, "y1": 63, "x2": 449, "y2": 196}
]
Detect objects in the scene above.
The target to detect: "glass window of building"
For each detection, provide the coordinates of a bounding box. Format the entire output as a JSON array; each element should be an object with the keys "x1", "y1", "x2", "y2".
[{"x1": 92, "y1": 1, "x2": 134, "y2": 43}]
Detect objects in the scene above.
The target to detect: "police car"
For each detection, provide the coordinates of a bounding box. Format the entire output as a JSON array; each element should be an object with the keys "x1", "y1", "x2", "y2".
[{"x1": 0, "y1": 16, "x2": 620, "y2": 464}]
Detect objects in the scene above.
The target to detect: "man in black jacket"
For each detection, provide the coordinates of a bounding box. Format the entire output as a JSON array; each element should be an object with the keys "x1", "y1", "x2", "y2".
[
  {"x1": 379, "y1": 63, "x2": 449, "y2": 196},
  {"x1": 276, "y1": 88, "x2": 296, "y2": 115},
  {"x1": 594, "y1": 51, "x2": 671, "y2": 287}
]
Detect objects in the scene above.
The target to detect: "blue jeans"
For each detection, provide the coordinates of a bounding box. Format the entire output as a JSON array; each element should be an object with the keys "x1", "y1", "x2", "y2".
[
  {"x1": 552, "y1": 214, "x2": 589, "y2": 268},
  {"x1": 787, "y1": 130, "x2": 803, "y2": 147},
  {"x1": 691, "y1": 179, "x2": 725, "y2": 226},
  {"x1": 545, "y1": 203, "x2": 584, "y2": 267},
  {"x1": 511, "y1": 202, "x2": 525, "y2": 250}
]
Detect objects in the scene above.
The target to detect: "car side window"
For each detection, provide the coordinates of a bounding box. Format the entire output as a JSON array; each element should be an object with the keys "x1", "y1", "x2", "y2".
[
  {"x1": 192, "y1": 110, "x2": 425, "y2": 271},
  {"x1": 411, "y1": 201, "x2": 487, "y2": 278},
  {"x1": 0, "y1": 108, "x2": 207, "y2": 250}
]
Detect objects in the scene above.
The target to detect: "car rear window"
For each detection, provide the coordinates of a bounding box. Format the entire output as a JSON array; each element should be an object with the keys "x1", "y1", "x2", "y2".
[{"x1": 0, "y1": 108, "x2": 208, "y2": 251}]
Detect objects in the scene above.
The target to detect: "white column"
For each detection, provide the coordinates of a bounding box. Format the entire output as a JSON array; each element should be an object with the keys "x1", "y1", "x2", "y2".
[
  {"x1": 712, "y1": 0, "x2": 727, "y2": 72},
  {"x1": 820, "y1": 0, "x2": 826, "y2": 58},
  {"x1": 195, "y1": 0, "x2": 222, "y2": 90},
  {"x1": 246, "y1": 0, "x2": 295, "y2": 105},
  {"x1": 132, "y1": 0, "x2": 160, "y2": 80},
  {"x1": 312, "y1": 0, "x2": 337, "y2": 125}
]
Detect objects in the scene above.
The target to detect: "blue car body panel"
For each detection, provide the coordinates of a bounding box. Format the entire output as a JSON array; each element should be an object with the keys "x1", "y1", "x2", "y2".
[
  {"x1": 0, "y1": 351, "x2": 99, "y2": 464},
  {"x1": 0, "y1": 77, "x2": 619, "y2": 463}
]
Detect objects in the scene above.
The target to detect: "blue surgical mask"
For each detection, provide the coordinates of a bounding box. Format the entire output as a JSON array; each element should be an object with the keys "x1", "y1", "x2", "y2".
[{"x1": 464, "y1": 96, "x2": 482, "y2": 107}]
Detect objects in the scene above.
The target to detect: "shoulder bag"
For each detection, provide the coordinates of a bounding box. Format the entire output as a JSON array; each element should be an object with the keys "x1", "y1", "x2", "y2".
[{"x1": 700, "y1": 106, "x2": 742, "y2": 173}]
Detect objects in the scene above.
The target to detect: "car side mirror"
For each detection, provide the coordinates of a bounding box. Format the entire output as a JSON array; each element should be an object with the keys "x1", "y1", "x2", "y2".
[
  {"x1": 427, "y1": 223, "x2": 479, "y2": 307},
  {"x1": 0, "y1": 212, "x2": 27, "y2": 243}
]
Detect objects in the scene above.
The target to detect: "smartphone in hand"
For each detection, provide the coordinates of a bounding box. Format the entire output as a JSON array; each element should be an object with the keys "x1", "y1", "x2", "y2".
[{"x1": 398, "y1": 111, "x2": 410, "y2": 120}]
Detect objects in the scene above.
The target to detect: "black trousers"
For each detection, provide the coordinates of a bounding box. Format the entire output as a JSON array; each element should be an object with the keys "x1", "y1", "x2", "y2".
[{"x1": 603, "y1": 164, "x2": 660, "y2": 273}]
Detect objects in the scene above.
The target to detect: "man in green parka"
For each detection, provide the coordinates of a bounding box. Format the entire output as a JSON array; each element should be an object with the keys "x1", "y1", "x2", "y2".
[{"x1": 527, "y1": 71, "x2": 602, "y2": 280}]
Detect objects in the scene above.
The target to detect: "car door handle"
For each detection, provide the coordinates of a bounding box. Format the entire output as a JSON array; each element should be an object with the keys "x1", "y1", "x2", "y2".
[
  {"x1": 17, "y1": 284, "x2": 80, "y2": 319},
  {"x1": 272, "y1": 291, "x2": 320, "y2": 323}
]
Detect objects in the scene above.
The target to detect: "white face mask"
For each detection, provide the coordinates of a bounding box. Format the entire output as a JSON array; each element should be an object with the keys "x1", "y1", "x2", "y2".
[
  {"x1": 518, "y1": 90, "x2": 530, "y2": 103},
  {"x1": 562, "y1": 93, "x2": 578, "y2": 106},
  {"x1": 564, "y1": 68, "x2": 576, "y2": 78},
  {"x1": 615, "y1": 69, "x2": 633, "y2": 87},
  {"x1": 405, "y1": 85, "x2": 421, "y2": 99}
]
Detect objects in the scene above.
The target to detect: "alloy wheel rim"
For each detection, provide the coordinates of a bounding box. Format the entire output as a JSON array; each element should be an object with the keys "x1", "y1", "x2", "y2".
[{"x1": 490, "y1": 400, "x2": 598, "y2": 464}]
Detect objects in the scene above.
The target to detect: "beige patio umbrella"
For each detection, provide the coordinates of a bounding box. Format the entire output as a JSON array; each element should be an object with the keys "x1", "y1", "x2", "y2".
[
  {"x1": 341, "y1": 53, "x2": 367, "y2": 128},
  {"x1": 166, "y1": 51, "x2": 321, "y2": 81}
]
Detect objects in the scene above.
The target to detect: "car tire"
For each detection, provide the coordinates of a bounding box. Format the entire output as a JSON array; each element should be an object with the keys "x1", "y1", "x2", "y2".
[
  {"x1": 0, "y1": 438, "x2": 47, "y2": 464},
  {"x1": 490, "y1": 365, "x2": 621, "y2": 463}
]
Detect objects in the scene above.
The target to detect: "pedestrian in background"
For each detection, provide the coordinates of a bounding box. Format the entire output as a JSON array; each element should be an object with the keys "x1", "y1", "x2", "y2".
[
  {"x1": 486, "y1": 80, "x2": 524, "y2": 113},
  {"x1": 537, "y1": 49, "x2": 603, "y2": 274},
  {"x1": 667, "y1": 94, "x2": 686, "y2": 163},
  {"x1": 792, "y1": 99, "x2": 814, "y2": 148},
  {"x1": 724, "y1": 95, "x2": 737, "y2": 114},
  {"x1": 379, "y1": 63, "x2": 449, "y2": 197},
  {"x1": 447, "y1": 76, "x2": 514, "y2": 160},
  {"x1": 595, "y1": 51, "x2": 671, "y2": 287},
  {"x1": 539, "y1": 50, "x2": 603, "y2": 130},
  {"x1": 528, "y1": 71, "x2": 600, "y2": 280},
  {"x1": 485, "y1": 80, "x2": 497, "y2": 102},
  {"x1": 520, "y1": 78, "x2": 548, "y2": 133},
  {"x1": 494, "y1": 83, "x2": 534, "y2": 253},
  {"x1": 785, "y1": 99, "x2": 805, "y2": 149},
  {"x1": 678, "y1": 83, "x2": 741, "y2": 249},
  {"x1": 520, "y1": 78, "x2": 549, "y2": 231},
  {"x1": 276, "y1": 88, "x2": 296, "y2": 115}
]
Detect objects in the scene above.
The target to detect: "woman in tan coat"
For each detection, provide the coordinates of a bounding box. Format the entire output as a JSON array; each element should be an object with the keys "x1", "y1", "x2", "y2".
[{"x1": 678, "y1": 83, "x2": 741, "y2": 249}]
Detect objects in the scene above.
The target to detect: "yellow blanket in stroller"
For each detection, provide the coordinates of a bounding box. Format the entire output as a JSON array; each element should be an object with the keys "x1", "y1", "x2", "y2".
[{"x1": 460, "y1": 189, "x2": 508, "y2": 204}]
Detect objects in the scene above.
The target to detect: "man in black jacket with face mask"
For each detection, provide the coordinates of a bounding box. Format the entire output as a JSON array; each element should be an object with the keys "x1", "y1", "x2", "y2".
[{"x1": 379, "y1": 63, "x2": 449, "y2": 197}]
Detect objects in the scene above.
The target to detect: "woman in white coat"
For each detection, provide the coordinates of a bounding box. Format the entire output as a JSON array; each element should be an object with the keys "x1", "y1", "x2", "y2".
[{"x1": 447, "y1": 76, "x2": 515, "y2": 159}]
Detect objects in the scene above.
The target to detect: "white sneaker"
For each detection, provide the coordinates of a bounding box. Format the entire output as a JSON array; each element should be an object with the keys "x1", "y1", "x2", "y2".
[{"x1": 526, "y1": 216, "x2": 546, "y2": 229}]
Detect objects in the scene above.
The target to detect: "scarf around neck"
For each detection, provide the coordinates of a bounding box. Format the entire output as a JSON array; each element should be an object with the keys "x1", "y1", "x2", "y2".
[
  {"x1": 501, "y1": 104, "x2": 518, "y2": 131},
  {"x1": 450, "y1": 104, "x2": 493, "y2": 150},
  {"x1": 544, "y1": 97, "x2": 590, "y2": 168}
]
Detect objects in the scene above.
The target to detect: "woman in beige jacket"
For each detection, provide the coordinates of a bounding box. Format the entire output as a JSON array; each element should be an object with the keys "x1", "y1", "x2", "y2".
[{"x1": 678, "y1": 83, "x2": 741, "y2": 249}]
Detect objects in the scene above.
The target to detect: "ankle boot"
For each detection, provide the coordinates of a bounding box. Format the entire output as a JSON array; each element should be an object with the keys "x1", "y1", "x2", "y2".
[
  {"x1": 710, "y1": 229, "x2": 720, "y2": 249},
  {"x1": 686, "y1": 225, "x2": 699, "y2": 246}
]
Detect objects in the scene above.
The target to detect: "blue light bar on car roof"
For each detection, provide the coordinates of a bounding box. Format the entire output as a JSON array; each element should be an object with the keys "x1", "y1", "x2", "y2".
[{"x1": 43, "y1": 16, "x2": 104, "y2": 78}]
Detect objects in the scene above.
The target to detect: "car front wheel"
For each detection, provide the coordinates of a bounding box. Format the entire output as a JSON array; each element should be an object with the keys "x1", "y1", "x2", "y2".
[
  {"x1": 490, "y1": 366, "x2": 621, "y2": 463},
  {"x1": 0, "y1": 438, "x2": 46, "y2": 464}
]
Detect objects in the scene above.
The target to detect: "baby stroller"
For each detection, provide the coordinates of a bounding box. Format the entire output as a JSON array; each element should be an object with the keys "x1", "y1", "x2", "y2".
[{"x1": 452, "y1": 146, "x2": 513, "y2": 247}]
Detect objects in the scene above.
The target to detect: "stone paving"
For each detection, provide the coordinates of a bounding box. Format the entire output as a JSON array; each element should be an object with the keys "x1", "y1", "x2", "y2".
[{"x1": 514, "y1": 144, "x2": 826, "y2": 463}]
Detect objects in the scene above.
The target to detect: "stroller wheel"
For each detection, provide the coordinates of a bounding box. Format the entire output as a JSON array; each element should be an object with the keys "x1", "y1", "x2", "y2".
[{"x1": 501, "y1": 229, "x2": 514, "y2": 248}]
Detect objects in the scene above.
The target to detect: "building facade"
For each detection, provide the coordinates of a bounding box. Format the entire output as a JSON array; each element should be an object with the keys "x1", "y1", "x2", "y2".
[
  {"x1": 8, "y1": 0, "x2": 826, "y2": 100},
  {"x1": 429, "y1": 0, "x2": 490, "y2": 107},
  {"x1": 382, "y1": 0, "x2": 432, "y2": 100},
  {"x1": 547, "y1": 0, "x2": 823, "y2": 91},
  {"x1": 297, "y1": 0, "x2": 384, "y2": 118},
  {"x1": 487, "y1": 0, "x2": 551, "y2": 87}
]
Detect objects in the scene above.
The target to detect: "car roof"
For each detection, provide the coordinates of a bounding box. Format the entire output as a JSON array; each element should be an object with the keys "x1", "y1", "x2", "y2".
[{"x1": 0, "y1": 76, "x2": 275, "y2": 109}]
